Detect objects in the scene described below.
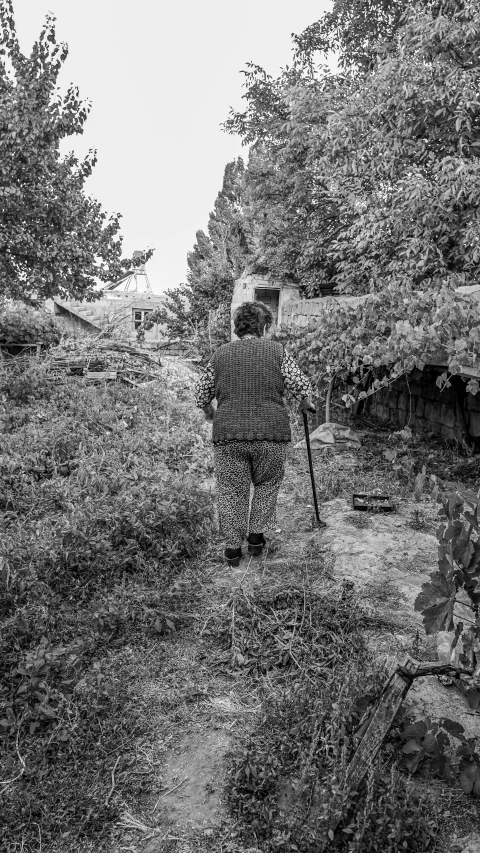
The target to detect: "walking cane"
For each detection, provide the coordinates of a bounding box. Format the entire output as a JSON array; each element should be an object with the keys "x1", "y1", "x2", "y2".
[{"x1": 302, "y1": 409, "x2": 326, "y2": 528}]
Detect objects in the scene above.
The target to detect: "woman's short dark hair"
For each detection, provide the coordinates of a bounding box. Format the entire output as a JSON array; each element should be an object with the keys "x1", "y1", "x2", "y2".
[{"x1": 233, "y1": 301, "x2": 273, "y2": 338}]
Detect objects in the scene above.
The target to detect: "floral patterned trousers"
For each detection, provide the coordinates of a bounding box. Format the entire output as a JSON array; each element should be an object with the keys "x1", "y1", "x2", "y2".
[{"x1": 213, "y1": 440, "x2": 288, "y2": 549}]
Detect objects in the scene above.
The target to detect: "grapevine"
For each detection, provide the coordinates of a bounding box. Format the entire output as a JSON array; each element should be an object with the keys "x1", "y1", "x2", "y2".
[{"x1": 276, "y1": 284, "x2": 480, "y2": 406}]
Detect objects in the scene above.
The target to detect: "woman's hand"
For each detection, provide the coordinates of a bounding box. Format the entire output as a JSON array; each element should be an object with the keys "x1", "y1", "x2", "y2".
[
  {"x1": 299, "y1": 397, "x2": 316, "y2": 414},
  {"x1": 203, "y1": 403, "x2": 215, "y2": 422}
]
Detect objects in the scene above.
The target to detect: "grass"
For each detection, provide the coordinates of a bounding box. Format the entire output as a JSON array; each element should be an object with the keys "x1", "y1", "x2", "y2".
[
  {"x1": 2, "y1": 356, "x2": 478, "y2": 852},
  {"x1": 219, "y1": 411, "x2": 478, "y2": 853},
  {"x1": 223, "y1": 581, "x2": 439, "y2": 853},
  {"x1": 207, "y1": 581, "x2": 361, "y2": 680},
  {"x1": 0, "y1": 355, "x2": 215, "y2": 852}
]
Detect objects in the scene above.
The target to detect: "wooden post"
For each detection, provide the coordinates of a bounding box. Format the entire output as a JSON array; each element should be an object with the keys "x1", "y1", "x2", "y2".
[
  {"x1": 343, "y1": 656, "x2": 418, "y2": 795},
  {"x1": 331, "y1": 656, "x2": 473, "y2": 833}
]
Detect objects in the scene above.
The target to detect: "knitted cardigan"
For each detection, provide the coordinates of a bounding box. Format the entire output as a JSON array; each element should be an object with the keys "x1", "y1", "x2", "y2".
[{"x1": 210, "y1": 338, "x2": 291, "y2": 443}]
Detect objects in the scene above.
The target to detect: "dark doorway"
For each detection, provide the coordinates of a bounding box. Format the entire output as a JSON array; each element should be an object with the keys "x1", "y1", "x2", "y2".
[{"x1": 254, "y1": 288, "x2": 280, "y2": 332}]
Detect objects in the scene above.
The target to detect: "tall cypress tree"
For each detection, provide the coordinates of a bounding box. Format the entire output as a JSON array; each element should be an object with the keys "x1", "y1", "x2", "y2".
[{"x1": 159, "y1": 158, "x2": 252, "y2": 348}]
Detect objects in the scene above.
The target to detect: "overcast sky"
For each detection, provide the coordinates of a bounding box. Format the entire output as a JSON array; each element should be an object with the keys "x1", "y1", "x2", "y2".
[{"x1": 14, "y1": 0, "x2": 332, "y2": 293}]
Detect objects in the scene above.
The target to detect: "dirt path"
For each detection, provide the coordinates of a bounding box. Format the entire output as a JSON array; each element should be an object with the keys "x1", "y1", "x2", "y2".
[
  {"x1": 111, "y1": 370, "x2": 480, "y2": 853},
  {"x1": 290, "y1": 448, "x2": 480, "y2": 736}
]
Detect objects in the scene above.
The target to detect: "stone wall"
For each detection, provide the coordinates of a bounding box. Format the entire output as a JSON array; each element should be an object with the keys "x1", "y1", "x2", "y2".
[
  {"x1": 229, "y1": 280, "x2": 480, "y2": 441},
  {"x1": 281, "y1": 294, "x2": 370, "y2": 328},
  {"x1": 280, "y1": 285, "x2": 480, "y2": 331},
  {"x1": 277, "y1": 290, "x2": 480, "y2": 444},
  {"x1": 366, "y1": 367, "x2": 480, "y2": 442}
]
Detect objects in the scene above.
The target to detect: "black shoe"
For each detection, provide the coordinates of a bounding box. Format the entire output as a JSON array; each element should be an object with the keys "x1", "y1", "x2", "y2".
[
  {"x1": 247, "y1": 533, "x2": 265, "y2": 556},
  {"x1": 225, "y1": 547, "x2": 242, "y2": 567}
]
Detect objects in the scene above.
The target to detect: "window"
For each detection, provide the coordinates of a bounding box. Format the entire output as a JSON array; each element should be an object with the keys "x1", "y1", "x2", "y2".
[{"x1": 132, "y1": 308, "x2": 153, "y2": 330}]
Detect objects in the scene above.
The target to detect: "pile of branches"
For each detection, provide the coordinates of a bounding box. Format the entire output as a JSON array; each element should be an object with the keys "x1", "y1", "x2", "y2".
[
  {"x1": 44, "y1": 339, "x2": 162, "y2": 387},
  {"x1": 207, "y1": 582, "x2": 364, "y2": 683}
]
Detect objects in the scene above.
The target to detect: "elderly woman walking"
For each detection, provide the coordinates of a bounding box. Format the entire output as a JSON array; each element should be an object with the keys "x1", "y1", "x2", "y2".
[{"x1": 194, "y1": 301, "x2": 325, "y2": 566}]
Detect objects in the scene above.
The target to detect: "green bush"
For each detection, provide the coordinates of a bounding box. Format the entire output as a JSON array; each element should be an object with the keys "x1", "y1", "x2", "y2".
[
  {"x1": 0, "y1": 306, "x2": 61, "y2": 346},
  {"x1": 0, "y1": 360, "x2": 55, "y2": 403},
  {"x1": 0, "y1": 368, "x2": 214, "y2": 851}
]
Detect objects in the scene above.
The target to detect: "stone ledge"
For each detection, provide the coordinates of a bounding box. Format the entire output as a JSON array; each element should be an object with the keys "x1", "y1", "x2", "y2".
[{"x1": 470, "y1": 411, "x2": 480, "y2": 437}]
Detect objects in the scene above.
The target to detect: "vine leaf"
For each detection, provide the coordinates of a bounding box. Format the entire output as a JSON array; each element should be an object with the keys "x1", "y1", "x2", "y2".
[
  {"x1": 401, "y1": 719, "x2": 430, "y2": 739},
  {"x1": 438, "y1": 718, "x2": 466, "y2": 740},
  {"x1": 430, "y1": 755, "x2": 453, "y2": 783},
  {"x1": 466, "y1": 690, "x2": 480, "y2": 711},
  {"x1": 414, "y1": 572, "x2": 456, "y2": 634},
  {"x1": 466, "y1": 539, "x2": 480, "y2": 575},
  {"x1": 459, "y1": 763, "x2": 480, "y2": 796},
  {"x1": 404, "y1": 747, "x2": 425, "y2": 774},
  {"x1": 453, "y1": 533, "x2": 474, "y2": 568},
  {"x1": 402, "y1": 738, "x2": 421, "y2": 755}
]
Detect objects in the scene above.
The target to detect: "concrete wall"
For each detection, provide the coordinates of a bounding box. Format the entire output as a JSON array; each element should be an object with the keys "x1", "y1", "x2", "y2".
[
  {"x1": 281, "y1": 293, "x2": 370, "y2": 328},
  {"x1": 49, "y1": 311, "x2": 97, "y2": 340},
  {"x1": 231, "y1": 275, "x2": 371, "y2": 336},
  {"x1": 46, "y1": 294, "x2": 167, "y2": 344}
]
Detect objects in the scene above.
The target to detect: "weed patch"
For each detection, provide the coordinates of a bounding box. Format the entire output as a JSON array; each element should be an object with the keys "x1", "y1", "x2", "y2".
[
  {"x1": 225, "y1": 585, "x2": 438, "y2": 852},
  {"x1": 228, "y1": 670, "x2": 438, "y2": 852},
  {"x1": 208, "y1": 583, "x2": 365, "y2": 682},
  {"x1": 0, "y1": 361, "x2": 214, "y2": 851}
]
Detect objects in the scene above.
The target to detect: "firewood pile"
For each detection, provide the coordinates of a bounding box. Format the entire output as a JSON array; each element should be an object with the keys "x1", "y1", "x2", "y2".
[{"x1": 45, "y1": 339, "x2": 162, "y2": 387}]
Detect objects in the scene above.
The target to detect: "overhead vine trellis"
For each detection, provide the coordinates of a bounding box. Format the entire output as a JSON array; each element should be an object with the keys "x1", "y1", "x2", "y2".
[{"x1": 275, "y1": 286, "x2": 480, "y2": 413}]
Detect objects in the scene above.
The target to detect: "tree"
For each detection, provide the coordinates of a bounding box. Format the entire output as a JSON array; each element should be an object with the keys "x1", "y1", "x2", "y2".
[
  {"x1": 237, "y1": 76, "x2": 350, "y2": 294},
  {"x1": 222, "y1": 12, "x2": 368, "y2": 292},
  {"x1": 0, "y1": 1, "x2": 145, "y2": 304},
  {"x1": 153, "y1": 158, "x2": 252, "y2": 354},
  {"x1": 309, "y1": 0, "x2": 480, "y2": 297},
  {"x1": 228, "y1": 0, "x2": 480, "y2": 403},
  {"x1": 185, "y1": 158, "x2": 251, "y2": 318},
  {"x1": 292, "y1": 0, "x2": 411, "y2": 72},
  {"x1": 227, "y1": 0, "x2": 480, "y2": 297}
]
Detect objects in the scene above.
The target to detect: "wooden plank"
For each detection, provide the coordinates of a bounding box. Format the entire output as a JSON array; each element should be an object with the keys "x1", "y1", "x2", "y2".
[
  {"x1": 85, "y1": 371, "x2": 117, "y2": 380},
  {"x1": 343, "y1": 656, "x2": 418, "y2": 794},
  {"x1": 0, "y1": 341, "x2": 42, "y2": 346},
  {"x1": 330, "y1": 655, "x2": 474, "y2": 833},
  {"x1": 118, "y1": 368, "x2": 159, "y2": 379}
]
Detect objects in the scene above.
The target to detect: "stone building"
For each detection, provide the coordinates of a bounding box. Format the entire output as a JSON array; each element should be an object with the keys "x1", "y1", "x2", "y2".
[
  {"x1": 45, "y1": 254, "x2": 167, "y2": 346},
  {"x1": 230, "y1": 270, "x2": 299, "y2": 338}
]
